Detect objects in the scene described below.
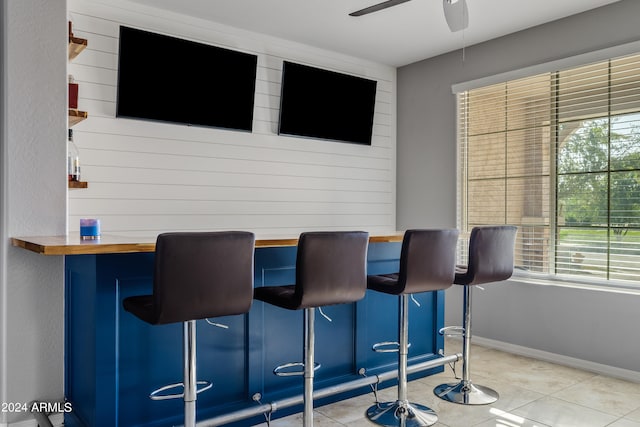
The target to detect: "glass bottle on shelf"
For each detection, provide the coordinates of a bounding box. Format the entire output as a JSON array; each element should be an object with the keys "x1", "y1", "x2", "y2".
[{"x1": 68, "y1": 129, "x2": 80, "y2": 182}]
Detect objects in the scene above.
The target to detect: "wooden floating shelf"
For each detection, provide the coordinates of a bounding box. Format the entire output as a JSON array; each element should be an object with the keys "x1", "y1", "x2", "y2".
[
  {"x1": 68, "y1": 25, "x2": 89, "y2": 190},
  {"x1": 68, "y1": 181, "x2": 88, "y2": 189},
  {"x1": 68, "y1": 36, "x2": 87, "y2": 61},
  {"x1": 69, "y1": 109, "x2": 88, "y2": 127}
]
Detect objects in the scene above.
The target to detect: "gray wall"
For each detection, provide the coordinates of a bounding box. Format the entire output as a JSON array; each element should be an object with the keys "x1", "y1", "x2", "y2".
[
  {"x1": 0, "y1": 0, "x2": 67, "y2": 424},
  {"x1": 397, "y1": 0, "x2": 640, "y2": 373},
  {"x1": 1, "y1": 1, "x2": 6, "y2": 420}
]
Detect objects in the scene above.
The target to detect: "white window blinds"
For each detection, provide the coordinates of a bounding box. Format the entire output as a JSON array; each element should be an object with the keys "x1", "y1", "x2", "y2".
[{"x1": 458, "y1": 52, "x2": 640, "y2": 284}]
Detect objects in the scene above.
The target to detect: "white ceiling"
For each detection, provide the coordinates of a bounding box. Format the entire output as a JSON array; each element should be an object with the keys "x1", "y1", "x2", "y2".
[{"x1": 127, "y1": 0, "x2": 621, "y2": 67}]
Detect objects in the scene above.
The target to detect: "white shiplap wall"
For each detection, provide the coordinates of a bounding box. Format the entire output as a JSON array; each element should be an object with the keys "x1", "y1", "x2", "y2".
[{"x1": 67, "y1": 0, "x2": 396, "y2": 237}]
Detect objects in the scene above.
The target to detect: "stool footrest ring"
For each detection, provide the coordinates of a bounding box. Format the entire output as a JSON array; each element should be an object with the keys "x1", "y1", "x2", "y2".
[
  {"x1": 372, "y1": 341, "x2": 411, "y2": 353},
  {"x1": 273, "y1": 361, "x2": 321, "y2": 377},
  {"x1": 439, "y1": 326, "x2": 464, "y2": 337},
  {"x1": 149, "y1": 380, "x2": 213, "y2": 400}
]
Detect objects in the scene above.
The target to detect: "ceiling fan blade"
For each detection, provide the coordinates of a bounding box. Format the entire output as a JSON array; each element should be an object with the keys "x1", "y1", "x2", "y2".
[
  {"x1": 443, "y1": 0, "x2": 469, "y2": 32},
  {"x1": 349, "y1": 0, "x2": 412, "y2": 17}
]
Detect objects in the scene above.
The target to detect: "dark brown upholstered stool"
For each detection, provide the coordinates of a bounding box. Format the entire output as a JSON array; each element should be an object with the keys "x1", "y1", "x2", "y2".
[
  {"x1": 123, "y1": 231, "x2": 255, "y2": 427},
  {"x1": 365, "y1": 229, "x2": 459, "y2": 427},
  {"x1": 434, "y1": 225, "x2": 517, "y2": 405},
  {"x1": 254, "y1": 231, "x2": 369, "y2": 427}
]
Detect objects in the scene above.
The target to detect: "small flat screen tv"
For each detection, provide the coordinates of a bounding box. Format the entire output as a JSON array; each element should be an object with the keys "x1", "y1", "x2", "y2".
[
  {"x1": 278, "y1": 61, "x2": 377, "y2": 145},
  {"x1": 116, "y1": 26, "x2": 257, "y2": 132}
]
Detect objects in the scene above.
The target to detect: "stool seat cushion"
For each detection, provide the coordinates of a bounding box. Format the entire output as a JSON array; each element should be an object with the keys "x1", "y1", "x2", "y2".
[
  {"x1": 123, "y1": 295, "x2": 155, "y2": 324},
  {"x1": 254, "y1": 231, "x2": 369, "y2": 310},
  {"x1": 367, "y1": 273, "x2": 402, "y2": 295},
  {"x1": 454, "y1": 265, "x2": 470, "y2": 284},
  {"x1": 367, "y1": 229, "x2": 459, "y2": 296},
  {"x1": 123, "y1": 231, "x2": 255, "y2": 325},
  {"x1": 253, "y1": 285, "x2": 299, "y2": 310},
  {"x1": 453, "y1": 226, "x2": 517, "y2": 286}
]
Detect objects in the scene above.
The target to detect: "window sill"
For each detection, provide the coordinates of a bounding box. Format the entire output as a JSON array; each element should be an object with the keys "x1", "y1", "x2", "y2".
[{"x1": 509, "y1": 270, "x2": 640, "y2": 296}]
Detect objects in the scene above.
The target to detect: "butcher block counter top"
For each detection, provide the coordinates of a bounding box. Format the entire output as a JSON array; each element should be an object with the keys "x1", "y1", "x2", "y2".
[{"x1": 12, "y1": 232, "x2": 405, "y2": 255}]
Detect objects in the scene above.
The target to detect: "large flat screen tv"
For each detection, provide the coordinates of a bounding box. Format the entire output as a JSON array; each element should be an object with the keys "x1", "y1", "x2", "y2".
[
  {"x1": 278, "y1": 61, "x2": 377, "y2": 145},
  {"x1": 116, "y1": 26, "x2": 257, "y2": 132}
]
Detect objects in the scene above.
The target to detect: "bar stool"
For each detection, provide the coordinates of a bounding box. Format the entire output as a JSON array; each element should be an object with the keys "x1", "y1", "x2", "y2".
[
  {"x1": 434, "y1": 225, "x2": 517, "y2": 405},
  {"x1": 366, "y1": 229, "x2": 459, "y2": 427},
  {"x1": 254, "y1": 231, "x2": 369, "y2": 427},
  {"x1": 122, "y1": 231, "x2": 255, "y2": 427}
]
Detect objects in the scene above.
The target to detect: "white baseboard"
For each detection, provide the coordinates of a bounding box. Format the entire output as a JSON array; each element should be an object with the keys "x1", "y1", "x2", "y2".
[{"x1": 473, "y1": 336, "x2": 640, "y2": 383}]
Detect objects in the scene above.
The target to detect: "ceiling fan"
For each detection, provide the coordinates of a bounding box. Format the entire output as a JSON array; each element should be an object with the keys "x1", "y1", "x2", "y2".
[{"x1": 349, "y1": 0, "x2": 469, "y2": 32}]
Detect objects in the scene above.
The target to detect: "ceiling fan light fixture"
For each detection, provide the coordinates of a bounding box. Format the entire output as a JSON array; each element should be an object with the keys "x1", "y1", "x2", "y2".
[
  {"x1": 443, "y1": 0, "x2": 469, "y2": 32},
  {"x1": 349, "y1": 0, "x2": 412, "y2": 17}
]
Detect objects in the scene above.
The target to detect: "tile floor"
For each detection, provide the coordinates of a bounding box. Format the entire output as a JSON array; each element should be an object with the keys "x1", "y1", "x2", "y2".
[{"x1": 255, "y1": 339, "x2": 640, "y2": 427}]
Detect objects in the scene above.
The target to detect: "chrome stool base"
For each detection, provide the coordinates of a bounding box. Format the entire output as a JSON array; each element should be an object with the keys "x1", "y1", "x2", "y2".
[
  {"x1": 366, "y1": 400, "x2": 437, "y2": 427},
  {"x1": 433, "y1": 381, "x2": 498, "y2": 405}
]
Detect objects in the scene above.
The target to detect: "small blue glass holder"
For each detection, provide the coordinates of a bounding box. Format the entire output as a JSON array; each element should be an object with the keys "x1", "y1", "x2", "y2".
[{"x1": 80, "y1": 218, "x2": 101, "y2": 240}]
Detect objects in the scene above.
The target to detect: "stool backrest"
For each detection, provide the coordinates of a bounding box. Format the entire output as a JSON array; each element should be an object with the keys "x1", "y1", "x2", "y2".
[
  {"x1": 153, "y1": 231, "x2": 255, "y2": 324},
  {"x1": 294, "y1": 231, "x2": 369, "y2": 309},
  {"x1": 397, "y1": 229, "x2": 459, "y2": 294},
  {"x1": 460, "y1": 225, "x2": 517, "y2": 286}
]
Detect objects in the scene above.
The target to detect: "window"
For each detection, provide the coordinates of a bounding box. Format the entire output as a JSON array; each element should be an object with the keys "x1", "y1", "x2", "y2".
[{"x1": 458, "y1": 53, "x2": 640, "y2": 285}]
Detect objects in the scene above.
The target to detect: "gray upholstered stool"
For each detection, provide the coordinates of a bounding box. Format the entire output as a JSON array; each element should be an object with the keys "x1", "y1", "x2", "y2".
[
  {"x1": 366, "y1": 229, "x2": 459, "y2": 427},
  {"x1": 123, "y1": 231, "x2": 255, "y2": 427},
  {"x1": 434, "y1": 225, "x2": 517, "y2": 405},
  {"x1": 254, "y1": 231, "x2": 369, "y2": 427}
]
